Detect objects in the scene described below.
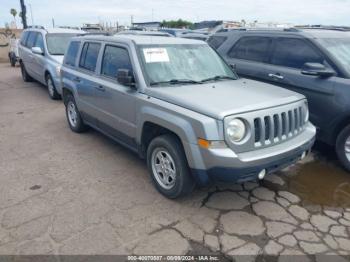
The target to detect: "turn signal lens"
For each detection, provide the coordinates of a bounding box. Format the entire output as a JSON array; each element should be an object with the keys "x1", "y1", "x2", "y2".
[{"x1": 198, "y1": 138, "x2": 210, "y2": 149}]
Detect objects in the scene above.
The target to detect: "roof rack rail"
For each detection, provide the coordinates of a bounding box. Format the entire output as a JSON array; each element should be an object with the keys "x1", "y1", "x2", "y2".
[
  {"x1": 27, "y1": 25, "x2": 45, "y2": 30},
  {"x1": 78, "y1": 32, "x2": 112, "y2": 36},
  {"x1": 226, "y1": 27, "x2": 300, "y2": 32},
  {"x1": 295, "y1": 25, "x2": 350, "y2": 32}
]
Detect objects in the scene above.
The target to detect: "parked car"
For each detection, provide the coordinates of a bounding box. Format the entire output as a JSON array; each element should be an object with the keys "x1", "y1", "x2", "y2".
[
  {"x1": 18, "y1": 26, "x2": 84, "y2": 99},
  {"x1": 180, "y1": 32, "x2": 208, "y2": 41},
  {"x1": 8, "y1": 38, "x2": 19, "y2": 67},
  {"x1": 211, "y1": 27, "x2": 350, "y2": 172},
  {"x1": 60, "y1": 35, "x2": 316, "y2": 198},
  {"x1": 159, "y1": 28, "x2": 192, "y2": 37},
  {"x1": 116, "y1": 30, "x2": 173, "y2": 37}
]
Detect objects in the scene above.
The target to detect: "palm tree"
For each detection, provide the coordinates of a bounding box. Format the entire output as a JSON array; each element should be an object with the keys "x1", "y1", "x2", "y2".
[{"x1": 10, "y1": 8, "x2": 17, "y2": 28}]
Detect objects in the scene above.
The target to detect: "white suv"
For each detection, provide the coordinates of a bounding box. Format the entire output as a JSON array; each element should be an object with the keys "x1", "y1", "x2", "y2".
[{"x1": 18, "y1": 26, "x2": 84, "y2": 99}]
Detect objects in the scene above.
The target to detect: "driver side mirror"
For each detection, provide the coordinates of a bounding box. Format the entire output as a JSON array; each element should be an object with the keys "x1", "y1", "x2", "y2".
[
  {"x1": 31, "y1": 47, "x2": 44, "y2": 55},
  {"x1": 301, "y1": 63, "x2": 335, "y2": 78},
  {"x1": 116, "y1": 69, "x2": 135, "y2": 87}
]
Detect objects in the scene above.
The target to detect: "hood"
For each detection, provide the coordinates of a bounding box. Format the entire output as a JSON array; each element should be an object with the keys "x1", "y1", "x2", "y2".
[
  {"x1": 51, "y1": 55, "x2": 64, "y2": 64},
  {"x1": 145, "y1": 78, "x2": 305, "y2": 120}
]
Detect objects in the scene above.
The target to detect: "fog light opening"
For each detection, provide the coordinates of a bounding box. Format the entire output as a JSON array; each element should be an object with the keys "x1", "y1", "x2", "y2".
[
  {"x1": 301, "y1": 151, "x2": 307, "y2": 160},
  {"x1": 258, "y1": 169, "x2": 266, "y2": 180}
]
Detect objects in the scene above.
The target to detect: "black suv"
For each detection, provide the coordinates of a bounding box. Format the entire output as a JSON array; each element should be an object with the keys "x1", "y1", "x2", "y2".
[{"x1": 209, "y1": 27, "x2": 350, "y2": 171}]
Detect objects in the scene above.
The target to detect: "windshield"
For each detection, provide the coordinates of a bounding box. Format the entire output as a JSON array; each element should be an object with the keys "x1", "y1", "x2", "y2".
[
  {"x1": 138, "y1": 44, "x2": 237, "y2": 86},
  {"x1": 46, "y1": 33, "x2": 78, "y2": 55},
  {"x1": 318, "y1": 38, "x2": 350, "y2": 74}
]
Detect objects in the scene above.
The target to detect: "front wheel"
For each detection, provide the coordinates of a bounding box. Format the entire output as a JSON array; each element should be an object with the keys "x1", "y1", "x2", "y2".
[
  {"x1": 65, "y1": 94, "x2": 88, "y2": 133},
  {"x1": 46, "y1": 74, "x2": 61, "y2": 100},
  {"x1": 147, "y1": 134, "x2": 195, "y2": 199},
  {"x1": 336, "y1": 124, "x2": 350, "y2": 172}
]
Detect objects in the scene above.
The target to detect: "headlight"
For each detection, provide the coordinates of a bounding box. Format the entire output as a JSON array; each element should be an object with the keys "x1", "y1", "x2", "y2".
[
  {"x1": 303, "y1": 101, "x2": 309, "y2": 123},
  {"x1": 55, "y1": 65, "x2": 61, "y2": 77},
  {"x1": 226, "y1": 118, "x2": 247, "y2": 143}
]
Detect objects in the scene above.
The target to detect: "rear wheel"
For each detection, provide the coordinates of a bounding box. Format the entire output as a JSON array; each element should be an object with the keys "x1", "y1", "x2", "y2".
[
  {"x1": 65, "y1": 94, "x2": 88, "y2": 133},
  {"x1": 147, "y1": 134, "x2": 195, "y2": 199},
  {"x1": 20, "y1": 62, "x2": 32, "y2": 82},
  {"x1": 46, "y1": 74, "x2": 61, "y2": 100},
  {"x1": 336, "y1": 124, "x2": 350, "y2": 172}
]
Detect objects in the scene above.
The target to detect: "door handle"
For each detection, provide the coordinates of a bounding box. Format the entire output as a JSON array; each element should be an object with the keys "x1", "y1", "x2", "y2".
[
  {"x1": 268, "y1": 73, "x2": 284, "y2": 80},
  {"x1": 95, "y1": 85, "x2": 105, "y2": 92},
  {"x1": 73, "y1": 77, "x2": 81, "y2": 83}
]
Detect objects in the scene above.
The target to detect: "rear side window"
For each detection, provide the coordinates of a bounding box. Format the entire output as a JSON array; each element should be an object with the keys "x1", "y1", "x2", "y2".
[
  {"x1": 101, "y1": 45, "x2": 133, "y2": 78},
  {"x1": 65, "y1": 41, "x2": 81, "y2": 66},
  {"x1": 271, "y1": 38, "x2": 324, "y2": 69},
  {"x1": 79, "y1": 42, "x2": 101, "y2": 72},
  {"x1": 20, "y1": 31, "x2": 29, "y2": 46},
  {"x1": 26, "y1": 32, "x2": 38, "y2": 49},
  {"x1": 208, "y1": 36, "x2": 227, "y2": 49},
  {"x1": 228, "y1": 36, "x2": 272, "y2": 63}
]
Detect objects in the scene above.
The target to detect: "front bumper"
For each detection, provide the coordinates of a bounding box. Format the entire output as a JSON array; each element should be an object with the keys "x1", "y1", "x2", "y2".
[
  {"x1": 190, "y1": 123, "x2": 316, "y2": 185},
  {"x1": 52, "y1": 75, "x2": 63, "y2": 95}
]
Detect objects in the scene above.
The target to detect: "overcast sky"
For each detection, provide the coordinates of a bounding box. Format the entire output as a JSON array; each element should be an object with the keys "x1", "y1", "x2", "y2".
[{"x1": 2, "y1": 0, "x2": 350, "y2": 28}]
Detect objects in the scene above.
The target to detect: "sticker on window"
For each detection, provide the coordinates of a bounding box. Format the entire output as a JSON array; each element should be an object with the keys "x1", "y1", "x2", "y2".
[{"x1": 143, "y1": 48, "x2": 169, "y2": 63}]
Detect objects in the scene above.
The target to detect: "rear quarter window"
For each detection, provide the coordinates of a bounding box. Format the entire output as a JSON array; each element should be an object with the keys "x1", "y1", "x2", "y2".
[
  {"x1": 208, "y1": 36, "x2": 227, "y2": 49},
  {"x1": 65, "y1": 41, "x2": 81, "y2": 67},
  {"x1": 228, "y1": 36, "x2": 272, "y2": 63}
]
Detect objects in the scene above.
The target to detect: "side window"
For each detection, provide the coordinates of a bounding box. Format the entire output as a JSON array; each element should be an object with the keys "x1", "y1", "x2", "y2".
[
  {"x1": 79, "y1": 42, "x2": 101, "y2": 72},
  {"x1": 228, "y1": 36, "x2": 272, "y2": 63},
  {"x1": 271, "y1": 38, "x2": 324, "y2": 69},
  {"x1": 65, "y1": 41, "x2": 81, "y2": 66},
  {"x1": 101, "y1": 45, "x2": 133, "y2": 78},
  {"x1": 20, "y1": 31, "x2": 29, "y2": 46},
  {"x1": 26, "y1": 32, "x2": 38, "y2": 49},
  {"x1": 208, "y1": 36, "x2": 227, "y2": 49},
  {"x1": 34, "y1": 33, "x2": 44, "y2": 50}
]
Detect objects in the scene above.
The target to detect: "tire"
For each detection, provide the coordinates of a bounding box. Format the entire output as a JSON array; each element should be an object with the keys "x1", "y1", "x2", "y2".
[
  {"x1": 336, "y1": 124, "x2": 350, "y2": 172},
  {"x1": 46, "y1": 74, "x2": 61, "y2": 100},
  {"x1": 65, "y1": 93, "x2": 88, "y2": 133},
  {"x1": 20, "y1": 62, "x2": 33, "y2": 82},
  {"x1": 147, "y1": 134, "x2": 195, "y2": 199}
]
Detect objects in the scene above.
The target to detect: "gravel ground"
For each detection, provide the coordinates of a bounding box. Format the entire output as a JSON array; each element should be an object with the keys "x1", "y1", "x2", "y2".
[{"x1": 0, "y1": 63, "x2": 350, "y2": 261}]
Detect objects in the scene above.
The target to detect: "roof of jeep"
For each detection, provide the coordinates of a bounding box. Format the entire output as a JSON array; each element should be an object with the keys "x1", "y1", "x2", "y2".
[
  {"x1": 73, "y1": 34, "x2": 205, "y2": 45},
  {"x1": 213, "y1": 28, "x2": 350, "y2": 39}
]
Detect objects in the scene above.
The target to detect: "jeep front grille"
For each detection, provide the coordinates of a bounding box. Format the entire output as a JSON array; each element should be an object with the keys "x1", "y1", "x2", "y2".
[
  {"x1": 225, "y1": 100, "x2": 308, "y2": 153},
  {"x1": 253, "y1": 106, "x2": 305, "y2": 147}
]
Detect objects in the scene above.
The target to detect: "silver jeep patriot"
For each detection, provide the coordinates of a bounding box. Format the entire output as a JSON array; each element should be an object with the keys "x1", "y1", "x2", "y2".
[{"x1": 61, "y1": 35, "x2": 316, "y2": 199}]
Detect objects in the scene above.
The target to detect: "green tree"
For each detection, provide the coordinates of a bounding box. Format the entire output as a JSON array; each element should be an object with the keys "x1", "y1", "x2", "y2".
[
  {"x1": 10, "y1": 8, "x2": 17, "y2": 27},
  {"x1": 161, "y1": 19, "x2": 193, "y2": 29}
]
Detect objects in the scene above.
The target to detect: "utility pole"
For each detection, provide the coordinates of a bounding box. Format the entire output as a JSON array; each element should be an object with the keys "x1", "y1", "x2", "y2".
[
  {"x1": 52, "y1": 18, "x2": 55, "y2": 28},
  {"x1": 29, "y1": 3, "x2": 34, "y2": 25},
  {"x1": 20, "y1": 0, "x2": 28, "y2": 29}
]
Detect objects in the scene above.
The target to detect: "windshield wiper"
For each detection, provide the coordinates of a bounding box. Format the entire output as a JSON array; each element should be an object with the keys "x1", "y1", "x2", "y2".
[
  {"x1": 200, "y1": 75, "x2": 236, "y2": 83},
  {"x1": 150, "y1": 79, "x2": 202, "y2": 86}
]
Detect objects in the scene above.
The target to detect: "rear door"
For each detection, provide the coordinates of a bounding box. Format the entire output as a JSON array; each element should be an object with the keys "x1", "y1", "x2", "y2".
[
  {"x1": 93, "y1": 43, "x2": 138, "y2": 149},
  {"x1": 22, "y1": 31, "x2": 38, "y2": 77},
  {"x1": 74, "y1": 41, "x2": 102, "y2": 124},
  {"x1": 225, "y1": 35, "x2": 273, "y2": 80}
]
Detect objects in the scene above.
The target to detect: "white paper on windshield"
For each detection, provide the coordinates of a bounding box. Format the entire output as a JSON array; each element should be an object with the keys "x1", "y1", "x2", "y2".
[{"x1": 143, "y1": 48, "x2": 169, "y2": 63}]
